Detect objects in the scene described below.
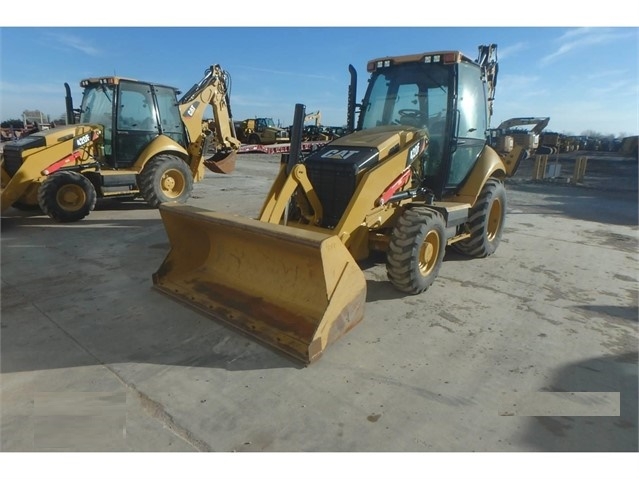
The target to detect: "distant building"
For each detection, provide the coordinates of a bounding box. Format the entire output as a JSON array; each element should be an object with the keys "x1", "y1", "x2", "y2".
[{"x1": 22, "y1": 109, "x2": 48, "y2": 126}]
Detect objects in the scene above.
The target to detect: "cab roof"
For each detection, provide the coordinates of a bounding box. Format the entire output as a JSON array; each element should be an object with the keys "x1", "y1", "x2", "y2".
[
  {"x1": 79, "y1": 76, "x2": 180, "y2": 92},
  {"x1": 367, "y1": 50, "x2": 476, "y2": 72}
]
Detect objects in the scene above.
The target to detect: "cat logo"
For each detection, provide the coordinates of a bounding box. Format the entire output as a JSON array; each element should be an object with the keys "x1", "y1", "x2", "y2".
[
  {"x1": 320, "y1": 149, "x2": 359, "y2": 160},
  {"x1": 183, "y1": 101, "x2": 200, "y2": 118}
]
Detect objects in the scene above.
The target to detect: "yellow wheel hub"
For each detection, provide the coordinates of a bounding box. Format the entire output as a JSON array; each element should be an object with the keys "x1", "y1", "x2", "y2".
[
  {"x1": 487, "y1": 198, "x2": 502, "y2": 241},
  {"x1": 161, "y1": 169, "x2": 186, "y2": 198},
  {"x1": 57, "y1": 185, "x2": 86, "y2": 212},
  {"x1": 419, "y1": 230, "x2": 440, "y2": 276}
]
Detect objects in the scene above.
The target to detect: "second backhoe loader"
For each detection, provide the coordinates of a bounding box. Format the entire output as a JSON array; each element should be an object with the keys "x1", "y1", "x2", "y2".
[
  {"x1": 153, "y1": 45, "x2": 546, "y2": 364},
  {"x1": 1, "y1": 64, "x2": 240, "y2": 222}
]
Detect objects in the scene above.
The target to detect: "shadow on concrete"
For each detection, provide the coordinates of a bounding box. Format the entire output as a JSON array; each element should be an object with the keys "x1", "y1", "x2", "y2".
[
  {"x1": 365, "y1": 278, "x2": 405, "y2": 302},
  {"x1": 575, "y1": 305, "x2": 638, "y2": 324},
  {"x1": 94, "y1": 197, "x2": 154, "y2": 211},
  {"x1": 0, "y1": 198, "x2": 155, "y2": 221},
  {"x1": 507, "y1": 184, "x2": 638, "y2": 226},
  {"x1": 518, "y1": 351, "x2": 638, "y2": 452},
  {"x1": 507, "y1": 156, "x2": 638, "y2": 227}
]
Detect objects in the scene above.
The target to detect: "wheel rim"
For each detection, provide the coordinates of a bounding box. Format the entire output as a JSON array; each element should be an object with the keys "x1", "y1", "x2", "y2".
[
  {"x1": 56, "y1": 184, "x2": 86, "y2": 212},
  {"x1": 487, "y1": 198, "x2": 503, "y2": 241},
  {"x1": 161, "y1": 169, "x2": 186, "y2": 198},
  {"x1": 419, "y1": 230, "x2": 440, "y2": 276}
]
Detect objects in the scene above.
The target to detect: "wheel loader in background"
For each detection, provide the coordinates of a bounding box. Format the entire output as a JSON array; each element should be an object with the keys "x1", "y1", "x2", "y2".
[
  {"x1": 153, "y1": 44, "x2": 546, "y2": 364},
  {"x1": 0, "y1": 64, "x2": 241, "y2": 222},
  {"x1": 234, "y1": 117, "x2": 289, "y2": 145}
]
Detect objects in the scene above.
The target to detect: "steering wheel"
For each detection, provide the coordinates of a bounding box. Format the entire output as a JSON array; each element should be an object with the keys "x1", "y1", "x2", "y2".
[{"x1": 398, "y1": 109, "x2": 427, "y2": 120}]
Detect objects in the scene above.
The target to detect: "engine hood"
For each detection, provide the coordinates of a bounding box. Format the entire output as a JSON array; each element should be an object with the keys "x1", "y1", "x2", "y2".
[
  {"x1": 13, "y1": 123, "x2": 103, "y2": 151},
  {"x1": 327, "y1": 125, "x2": 428, "y2": 161}
]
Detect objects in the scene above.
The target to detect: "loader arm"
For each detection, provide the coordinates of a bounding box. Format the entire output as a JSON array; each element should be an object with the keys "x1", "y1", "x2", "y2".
[
  {"x1": 492, "y1": 117, "x2": 550, "y2": 176},
  {"x1": 178, "y1": 64, "x2": 241, "y2": 175}
]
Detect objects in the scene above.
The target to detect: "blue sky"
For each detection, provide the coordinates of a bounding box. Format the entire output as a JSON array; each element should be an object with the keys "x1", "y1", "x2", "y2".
[{"x1": 1, "y1": 8, "x2": 637, "y2": 137}]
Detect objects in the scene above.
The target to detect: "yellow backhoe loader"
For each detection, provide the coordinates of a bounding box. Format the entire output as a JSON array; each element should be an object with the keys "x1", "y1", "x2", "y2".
[
  {"x1": 1, "y1": 64, "x2": 240, "y2": 222},
  {"x1": 153, "y1": 45, "x2": 546, "y2": 364}
]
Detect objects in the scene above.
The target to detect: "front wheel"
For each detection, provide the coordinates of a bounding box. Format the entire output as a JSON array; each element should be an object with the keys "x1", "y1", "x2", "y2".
[
  {"x1": 453, "y1": 179, "x2": 506, "y2": 258},
  {"x1": 386, "y1": 207, "x2": 446, "y2": 295},
  {"x1": 138, "y1": 155, "x2": 193, "y2": 208},
  {"x1": 37, "y1": 171, "x2": 97, "y2": 222}
]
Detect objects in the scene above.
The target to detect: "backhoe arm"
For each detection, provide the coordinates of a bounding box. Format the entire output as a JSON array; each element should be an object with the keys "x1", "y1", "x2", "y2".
[{"x1": 179, "y1": 64, "x2": 241, "y2": 175}]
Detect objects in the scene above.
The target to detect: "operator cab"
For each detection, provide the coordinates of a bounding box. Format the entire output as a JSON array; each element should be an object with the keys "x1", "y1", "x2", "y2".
[
  {"x1": 357, "y1": 51, "x2": 490, "y2": 199},
  {"x1": 255, "y1": 118, "x2": 277, "y2": 132},
  {"x1": 77, "y1": 77, "x2": 187, "y2": 168}
]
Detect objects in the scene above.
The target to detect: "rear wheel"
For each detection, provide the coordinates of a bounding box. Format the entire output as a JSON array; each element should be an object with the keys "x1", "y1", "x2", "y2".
[
  {"x1": 37, "y1": 171, "x2": 97, "y2": 222},
  {"x1": 138, "y1": 154, "x2": 193, "y2": 208},
  {"x1": 248, "y1": 134, "x2": 260, "y2": 145},
  {"x1": 453, "y1": 179, "x2": 506, "y2": 257},
  {"x1": 386, "y1": 207, "x2": 446, "y2": 294}
]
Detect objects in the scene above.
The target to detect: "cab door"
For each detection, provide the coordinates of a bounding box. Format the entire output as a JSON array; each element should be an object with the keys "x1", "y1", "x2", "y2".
[
  {"x1": 114, "y1": 81, "x2": 158, "y2": 168},
  {"x1": 445, "y1": 62, "x2": 488, "y2": 189}
]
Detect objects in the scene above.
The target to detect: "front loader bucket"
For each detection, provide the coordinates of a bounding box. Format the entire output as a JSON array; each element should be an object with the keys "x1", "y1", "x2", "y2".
[
  {"x1": 204, "y1": 151, "x2": 237, "y2": 174},
  {"x1": 153, "y1": 204, "x2": 367, "y2": 364}
]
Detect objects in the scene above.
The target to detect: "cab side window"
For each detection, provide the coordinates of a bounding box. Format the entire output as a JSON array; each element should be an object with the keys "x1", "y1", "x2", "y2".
[{"x1": 117, "y1": 83, "x2": 156, "y2": 131}]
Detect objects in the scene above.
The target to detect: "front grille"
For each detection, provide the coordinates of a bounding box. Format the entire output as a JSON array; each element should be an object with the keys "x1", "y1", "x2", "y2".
[
  {"x1": 304, "y1": 146, "x2": 379, "y2": 228},
  {"x1": 2, "y1": 148, "x2": 23, "y2": 176},
  {"x1": 2, "y1": 136, "x2": 47, "y2": 177}
]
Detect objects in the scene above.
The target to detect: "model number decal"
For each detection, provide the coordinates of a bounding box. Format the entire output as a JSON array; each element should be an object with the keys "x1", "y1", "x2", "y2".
[
  {"x1": 321, "y1": 149, "x2": 359, "y2": 160},
  {"x1": 74, "y1": 133, "x2": 91, "y2": 148}
]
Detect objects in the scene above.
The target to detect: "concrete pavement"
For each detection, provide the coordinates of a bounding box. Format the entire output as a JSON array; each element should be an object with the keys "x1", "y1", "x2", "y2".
[{"x1": 1, "y1": 153, "x2": 637, "y2": 467}]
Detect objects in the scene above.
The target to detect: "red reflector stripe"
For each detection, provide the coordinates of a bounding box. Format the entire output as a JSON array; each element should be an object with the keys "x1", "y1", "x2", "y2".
[
  {"x1": 378, "y1": 168, "x2": 412, "y2": 206},
  {"x1": 42, "y1": 150, "x2": 82, "y2": 175}
]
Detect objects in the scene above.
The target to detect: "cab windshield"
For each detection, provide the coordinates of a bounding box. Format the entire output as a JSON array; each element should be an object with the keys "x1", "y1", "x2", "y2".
[
  {"x1": 359, "y1": 63, "x2": 449, "y2": 136},
  {"x1": 79, "y1": 84, "x2": 115, "y2": 125},
  {"x1": 79, "y1": 84, "x2": 115, "y2": 156}
]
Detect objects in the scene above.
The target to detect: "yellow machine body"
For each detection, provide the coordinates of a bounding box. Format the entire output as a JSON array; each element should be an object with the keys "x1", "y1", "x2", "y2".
[
  {"x1": 153, "y1": 45, "x2": 546, "y2": 363},
  {"x1": 1, "y1": 65, "x2": 240, "y2": 221}
]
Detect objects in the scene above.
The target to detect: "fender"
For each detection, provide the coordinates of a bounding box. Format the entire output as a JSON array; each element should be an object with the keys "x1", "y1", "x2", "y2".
[
  {"x1": 452, "y1": 145, "x2": 506, "y2": 205},
  {"x1": 130, "y1": 135, "x2": 189, "y2": 173}
]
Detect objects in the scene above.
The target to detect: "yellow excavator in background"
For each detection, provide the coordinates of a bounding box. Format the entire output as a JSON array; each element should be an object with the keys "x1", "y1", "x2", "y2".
[
  {"x1": 304, "y1": 110, "x2": 322, "y2": 126},
  {"x1": 153, "y1": 45, "x2": 547, "y2": 364},
  {"x1": 1, "y1": 64, "x2": 240, "y2": 222}
]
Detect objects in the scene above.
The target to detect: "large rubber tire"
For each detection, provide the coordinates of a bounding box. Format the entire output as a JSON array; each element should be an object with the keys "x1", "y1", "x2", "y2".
[
  {"x1": 138, "y1": 155, "x2": 193, "y2": 208},
  {"x1": 453, "y1": 178, "x2": 506, "y2": 258},
  {"x1": 248, "y1": 134, "x2": 261, "y2": 145},
  {"x1": 386, "y1": 207, "x2": 446, "y2": 295},
  {"x1": 37, "y1": 171, "x2": 97, "y2": 223}
]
